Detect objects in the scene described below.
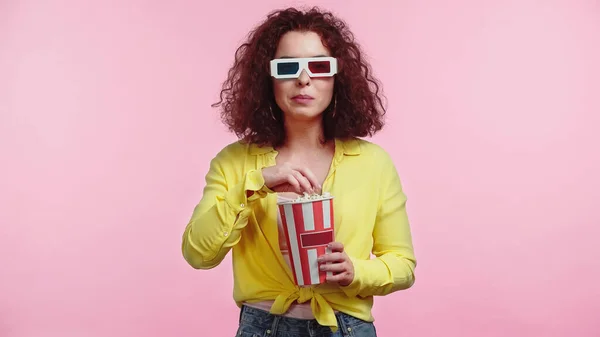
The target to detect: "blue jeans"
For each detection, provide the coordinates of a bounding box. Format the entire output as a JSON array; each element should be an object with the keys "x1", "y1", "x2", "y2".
[{"x1": 235, "y1": 305, "x2": 377, "y2": 337}]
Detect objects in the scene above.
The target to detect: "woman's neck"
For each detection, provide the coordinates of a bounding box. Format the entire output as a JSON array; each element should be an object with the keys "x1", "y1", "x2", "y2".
[{"x1": 281, "y1": 119, "x2": 328, "y2": 152}]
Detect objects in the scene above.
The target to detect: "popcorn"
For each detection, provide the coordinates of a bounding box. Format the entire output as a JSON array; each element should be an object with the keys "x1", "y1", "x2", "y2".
[
  {"x1": 277, "y1": 191, "x2": 335, "y2": 286},
  {"x1": 293, "y1": 191, "x2": 332, "y2": 202}
]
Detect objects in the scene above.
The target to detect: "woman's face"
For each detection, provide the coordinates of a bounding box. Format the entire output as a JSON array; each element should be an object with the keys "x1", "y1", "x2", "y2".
[{"x1": 272, "y1": 31, "x2": 335, "y2": 123}]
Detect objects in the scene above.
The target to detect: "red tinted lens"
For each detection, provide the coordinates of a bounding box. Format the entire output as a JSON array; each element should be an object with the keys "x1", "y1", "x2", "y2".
[{"x1": 307, "y1": 60, "x2": 331, "y2": 74}]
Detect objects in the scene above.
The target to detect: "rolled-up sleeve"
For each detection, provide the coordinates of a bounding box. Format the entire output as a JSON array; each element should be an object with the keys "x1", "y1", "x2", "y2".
[
  {"x1": 341, "y1": 151, "x2": 417, "y2": 298},
  {"x1": 181, "y1": 149, "x2": 272, "y2": 269}
]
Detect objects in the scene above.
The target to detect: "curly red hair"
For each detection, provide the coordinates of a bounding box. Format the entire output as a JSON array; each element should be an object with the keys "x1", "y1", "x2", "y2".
[{"x1": 212, "y1": 6, "x2": 387, "y2": 147}]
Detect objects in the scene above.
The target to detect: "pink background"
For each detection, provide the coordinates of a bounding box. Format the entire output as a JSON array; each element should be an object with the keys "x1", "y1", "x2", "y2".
[{"x1": 1, "y1": 0, "x2": 599, "y2": 336}]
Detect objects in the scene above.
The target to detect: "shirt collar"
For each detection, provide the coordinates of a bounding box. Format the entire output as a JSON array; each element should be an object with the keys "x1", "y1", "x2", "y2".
[{"x1": 248, "y1": 138, "x2": 361, "y2": 156}]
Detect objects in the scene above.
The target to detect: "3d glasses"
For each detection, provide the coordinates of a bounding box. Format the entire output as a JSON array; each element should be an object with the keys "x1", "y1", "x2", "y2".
[{"x1": 270, "y1": 57, "x2": 338, "y2": 79}]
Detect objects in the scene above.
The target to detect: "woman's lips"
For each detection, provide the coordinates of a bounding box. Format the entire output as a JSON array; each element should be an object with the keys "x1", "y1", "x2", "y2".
[{"x1": 291, "y1": 95, "x2": 314, "y2": 104}]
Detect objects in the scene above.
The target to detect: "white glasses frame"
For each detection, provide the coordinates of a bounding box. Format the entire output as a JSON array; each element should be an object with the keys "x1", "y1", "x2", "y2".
[{"x1": 269, "y1": 57, "x2": 338, "y2": 79}]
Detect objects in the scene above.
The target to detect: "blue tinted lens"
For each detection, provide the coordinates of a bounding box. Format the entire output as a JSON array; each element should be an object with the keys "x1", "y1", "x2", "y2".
[{"x1": 277, "y1": 62, "x2": 299, "y2": 75}]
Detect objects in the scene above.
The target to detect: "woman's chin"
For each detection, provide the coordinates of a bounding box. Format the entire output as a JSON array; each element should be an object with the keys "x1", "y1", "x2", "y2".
[
  {"x1": 284, "y1": 108, "x2": 324, "y2": 121},
  {"x1": 286, "y1": 112, "x2": 323, "y2": 122}
]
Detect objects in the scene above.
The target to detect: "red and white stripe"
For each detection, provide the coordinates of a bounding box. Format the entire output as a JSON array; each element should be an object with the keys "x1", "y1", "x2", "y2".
[{"x1": 278, "y1": 198, "x2": 334, "y2": 286}]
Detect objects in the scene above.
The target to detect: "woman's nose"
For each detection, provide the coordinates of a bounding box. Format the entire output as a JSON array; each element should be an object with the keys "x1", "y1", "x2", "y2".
[{"x1": 296, "y1": 70, "x2": 311, "y2": 86}]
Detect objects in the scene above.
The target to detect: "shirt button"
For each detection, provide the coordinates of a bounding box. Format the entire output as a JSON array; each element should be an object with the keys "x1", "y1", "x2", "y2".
[
  {"x1": 223, "y1": 231, "x2": 229, "y2": 237},
  {"x1": 240, "y1": 203, "x2": 245, "y2": 208},
  {"x1": 348, "y1": 327, "x2": 352, "y2": 332},
  {"x1": 266, "y1": 329, "x2": 271, "y2": 334}
]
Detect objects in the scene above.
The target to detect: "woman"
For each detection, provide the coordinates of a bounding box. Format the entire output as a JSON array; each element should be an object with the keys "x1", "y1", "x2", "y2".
[{"x1": 181, "y1": 6, "x2": 417, "y2": 337}]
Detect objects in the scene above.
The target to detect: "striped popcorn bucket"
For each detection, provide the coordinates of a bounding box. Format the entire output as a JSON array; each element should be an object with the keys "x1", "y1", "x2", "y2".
[{"x1": 277, "y1": 196, "x2": 335, "y2": 286}]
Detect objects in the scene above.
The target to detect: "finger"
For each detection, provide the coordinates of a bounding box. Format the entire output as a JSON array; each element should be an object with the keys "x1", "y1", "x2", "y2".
[
  {"x1": 292, "y1": 166, "x2": 321, "y2": 193},
  {"x1": 328, "y1": 242, "x2": 344, "y2": 253},
  {"x1": 272, "y1": 183, "x2": 296, "y2": 193},
  {"x1": 285, "y1": 175, "x2": 301, "y2": 193},
  {"x1": 318, "y1": 252, "x2": 346, "y2": 263},
  {"x1": 326, "y1": 272, "x2": 351, "y2": 284},
  {"x1": 292, "y1": 171, "x2": 314, "y2": 194},
  {"x1": 319, "y1": 262, "x2": 347, "y2": 273}
]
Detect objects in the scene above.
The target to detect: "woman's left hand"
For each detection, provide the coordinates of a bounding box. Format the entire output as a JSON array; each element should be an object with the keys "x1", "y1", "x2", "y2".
[{"x1": 317, "y1": 242, "x2": 355, "y2": 287}]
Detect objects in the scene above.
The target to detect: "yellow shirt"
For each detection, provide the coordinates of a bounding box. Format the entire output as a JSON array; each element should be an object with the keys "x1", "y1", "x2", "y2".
[{"x1": 181, "y1": 137, "x2": 417, "y2": 332}]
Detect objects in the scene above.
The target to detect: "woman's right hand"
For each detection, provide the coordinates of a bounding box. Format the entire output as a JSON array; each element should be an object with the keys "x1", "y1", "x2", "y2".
[{"x1": 261, "y1": 163, "x2": 321, "y2": 195}]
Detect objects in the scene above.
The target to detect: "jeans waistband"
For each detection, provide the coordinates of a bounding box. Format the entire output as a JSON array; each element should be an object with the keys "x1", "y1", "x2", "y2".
[{"x1": 239, "y1": 304, "x2": 359, "y2": 336}]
